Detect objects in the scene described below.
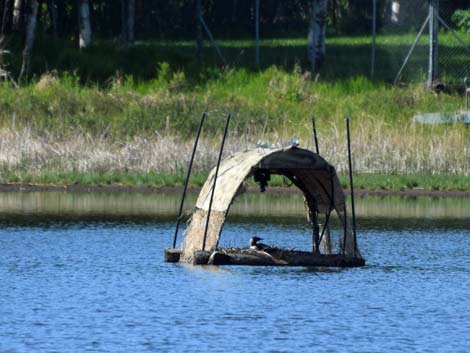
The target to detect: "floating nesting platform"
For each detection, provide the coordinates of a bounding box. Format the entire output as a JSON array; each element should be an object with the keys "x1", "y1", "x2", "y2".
[
  {"x1": 165, "y1": 248, "x2": 365, "y2": 267},
  {"x1": 167, "y1": 133, "x2": 365, "y2": 268}
]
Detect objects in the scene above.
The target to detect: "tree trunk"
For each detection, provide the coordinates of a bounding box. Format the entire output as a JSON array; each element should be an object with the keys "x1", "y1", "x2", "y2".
[
  {"x1": 48, "y1": 0, "x2": 57, "y2": 37},
  {"x1": 127, "y1": 0, "x2": 134, "y2": 45},
  {"x1": 12, "y1": 0, "x2": 22, "y2": 30},
  {"x1": 308, "y1": 0, "x2": 327, "y2": 74},
  {"x1": 78, "y1": 0, "x2": 91, "y2": 48},
  {"x1": 120, "y1": 0, "x2": 127, "y2": 43},
  {"x1": 19, "y1": 0, "x2": 38, "y2": 81},
  {"x1": 0, "y1": 1, "x2": 2, "y2": 29},
  {"x1": 391, "y1": 1, "x2": 400, "y2": 24},
  {"x1": 331, "y1": 0, "x2": 337, "y2": 32},
  {"x1": 56, "y1": 0, "x2": 64, "y2": 35},
  {"x1": 1, "y1": 0, "x2": 12, "y2": 34}
]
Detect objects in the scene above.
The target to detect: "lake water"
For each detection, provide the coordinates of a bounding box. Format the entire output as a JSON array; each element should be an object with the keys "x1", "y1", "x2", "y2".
[{"x1": 1, "y1": 191, "x2": 470, "y2": 353}]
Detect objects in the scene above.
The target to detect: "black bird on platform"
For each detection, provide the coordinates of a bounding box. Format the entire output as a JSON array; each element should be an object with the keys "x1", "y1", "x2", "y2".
[{"x1": 249, "y1": 236, "x2": 270, "y2": 251}]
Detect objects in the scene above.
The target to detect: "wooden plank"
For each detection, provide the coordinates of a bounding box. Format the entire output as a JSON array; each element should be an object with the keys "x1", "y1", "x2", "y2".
[{"x1": 164, "y1": 248, "x2": 181, "y2": 263}]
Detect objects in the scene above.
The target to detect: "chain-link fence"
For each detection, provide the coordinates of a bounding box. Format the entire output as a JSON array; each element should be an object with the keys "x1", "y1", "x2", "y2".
[
  {"x1": 2, "y1": 0, "x2": 468, "y2": 86},
  {"x1": 437, "y1": 0, "x2": 470, "y2": 85},
  {"x1": 196, "y1": 0, "x2": 470, "y2": 86},
  {"x1": 375, "y1": 0, "x2": 470, "y2": 86}
]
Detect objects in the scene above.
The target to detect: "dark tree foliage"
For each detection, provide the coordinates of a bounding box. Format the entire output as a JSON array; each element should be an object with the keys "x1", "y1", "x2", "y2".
[{"x1": 0, "y1": 1, "x2": 468, "y2": 40}]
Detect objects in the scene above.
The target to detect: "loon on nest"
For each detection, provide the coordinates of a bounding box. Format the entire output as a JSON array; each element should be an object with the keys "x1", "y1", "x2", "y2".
[{"x1": 249, "y1": 236, "x2": 270, "y2": 251}]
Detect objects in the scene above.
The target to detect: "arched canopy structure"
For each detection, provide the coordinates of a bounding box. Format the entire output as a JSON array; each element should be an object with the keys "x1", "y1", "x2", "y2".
[{"x1": 182, "y1": 146, "x2": 357, "y2": 260}]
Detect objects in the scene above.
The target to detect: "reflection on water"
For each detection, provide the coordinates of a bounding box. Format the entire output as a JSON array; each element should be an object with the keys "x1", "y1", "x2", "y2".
[
  {"x1": 1, "y1": 191, "x2": 470, "y2": 352},
  {"x1": 0, "y1": 191, "x2": 469, "y2": 230}
]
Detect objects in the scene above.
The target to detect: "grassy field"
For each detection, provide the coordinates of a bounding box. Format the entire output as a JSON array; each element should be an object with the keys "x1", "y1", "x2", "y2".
[
  {"x1": 0, "y1": 34, "x2": 469, "y2": 191},
  {"x1": 3, "y1": 171, "x2": 470, "y2": 192},
  {"x1": 3, "y1": 167, "x2": 470, "y2": 193},
  {"x1": 5, "y1": 31, "x2": 470, "y2": 82}
]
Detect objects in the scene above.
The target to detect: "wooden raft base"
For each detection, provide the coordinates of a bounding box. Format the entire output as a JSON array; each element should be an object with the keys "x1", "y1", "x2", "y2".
[{"x1": 164, "y1": 248, "x2": 365, "y2": 268}]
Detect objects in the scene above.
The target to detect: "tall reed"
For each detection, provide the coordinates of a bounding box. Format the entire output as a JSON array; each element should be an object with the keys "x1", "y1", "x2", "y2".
[{"x1": 0, "y1": 123, "x2": 467, "y2": 179}]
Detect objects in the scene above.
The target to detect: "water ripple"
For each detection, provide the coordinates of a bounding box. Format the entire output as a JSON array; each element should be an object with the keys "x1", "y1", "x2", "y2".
[{"x1": 1, "y1": 222, "x2": 469, "y2": 352}]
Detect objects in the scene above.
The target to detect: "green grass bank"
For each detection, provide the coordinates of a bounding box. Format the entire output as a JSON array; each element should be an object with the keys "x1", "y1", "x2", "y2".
[
  {"x1": 3, "y1": 171, "x2": 470, "y2": 192},
  {"x1": 0, "y1": 36, "x2": 469, "y2": 191}
]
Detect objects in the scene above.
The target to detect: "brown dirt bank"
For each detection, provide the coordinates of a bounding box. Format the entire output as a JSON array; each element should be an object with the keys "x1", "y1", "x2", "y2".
[{"x1": 1, "y1": 184, "x2": 469, "y2": 198}]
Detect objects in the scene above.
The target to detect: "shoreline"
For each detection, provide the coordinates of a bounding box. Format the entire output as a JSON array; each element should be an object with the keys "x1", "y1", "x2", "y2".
[{"x1": 1, "y1": 183, "x2": 469, "y2": 198}]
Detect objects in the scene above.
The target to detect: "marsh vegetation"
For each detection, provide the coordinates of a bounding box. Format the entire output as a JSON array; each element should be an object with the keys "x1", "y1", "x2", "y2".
[{"x1": 1, "y1": 35, "x2": 469, "y2": 190}]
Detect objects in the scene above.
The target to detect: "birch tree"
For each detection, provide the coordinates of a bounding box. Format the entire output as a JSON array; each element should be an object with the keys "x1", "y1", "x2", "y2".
[
  {"x1": 308, "y1": 0, "x2": 327, "y2": 74},
  {"x1": 12, "y1": 0, "x2": 23, "y2": 30},
  {"x1": 1, "y1": 0, "x2": 12, "y2": 34},
  {"x1": 19, "y1": 0, "x2": 38, "y2": 81},
  {"x1": 391, "y1": 1, "x2": 400, "y2": 23},
  {"x1": 121, "y1": 0, "x2": 135, "y2": 47},
  {"x1": 78, "y1": 0, "x2": 91, "y2": 48},
  {"x1": 120, "y1": 0, "x2": 127, "y2": 43},
  {"x1": 0, "y1": 37, "x2": 9, "y2": 81},
  {"x1": 48, "y1": 0, "x2": 57, "y2": 37},
  {"x1": 127, "y1": 0, "x2": 135, "y2": 45}
]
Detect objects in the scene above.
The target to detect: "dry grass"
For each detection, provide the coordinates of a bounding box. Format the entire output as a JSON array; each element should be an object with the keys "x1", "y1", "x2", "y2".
[
  {"x1": 0, "y1": 127, "x2": 241, "y2": 176},
  {"x1": 0, "y1": 121, "x2": 468, "y2": 179},
  {"x1": 316, "y1": 119, "x2": 470, "y2": 176}
]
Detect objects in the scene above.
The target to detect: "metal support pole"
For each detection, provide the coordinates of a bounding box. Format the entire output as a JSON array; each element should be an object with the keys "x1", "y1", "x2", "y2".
[
  {"x1": 199, "y1": 15, "x2": 228, "y2": 66},
  {"x1": 428, "y1": 0, "x2": 439, "y2": 88},
  {"x1": 196, "y1": 0, "x2": 203, "y2": 62},
  {"x1": 346, "y1": 117, "x2": 358, "y2": 253},
  {"x1": 371, "y1": 0, "x2": 377, "y2": 80},
  {"x1": 394, "y1": 15, "x2": 430, "y2": 85},
  {"x1": 255, "y1": 0, "x2": 260, "y2": 67},
  {"x1": 319, "y1": 167, "x2": 335, "y2": 246},
  {"x1": 202, "y1": 114, "x2": 231, "y2": 251},
  {"x1": 172, "y1": 112, "x2": 207, "y2": 248},
  {"x1": 312, "y1": 211, "x2": 320, "y2": 254},
  {"x1": 465, "y1": 77, "x2": 469, "y2": 113},
  {"x1": 341, "y1": 204, "x2": 348, "y2": 255},
  {"x1": 311, "y1": 116, "x2": 320, "y2": 154},
  {"x1": 437, "y1": 15, "x2": 470, "y2": 53}
]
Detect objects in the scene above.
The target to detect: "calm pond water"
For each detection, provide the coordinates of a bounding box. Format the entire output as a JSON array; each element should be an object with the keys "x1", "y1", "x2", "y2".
[{"x1": 1, "y1": 192, "x2": 470, "y2": 353}]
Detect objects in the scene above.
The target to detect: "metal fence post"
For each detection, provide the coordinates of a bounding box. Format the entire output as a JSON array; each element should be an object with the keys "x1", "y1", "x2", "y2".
[
  {"x1": 196, "y1": 0, "x2": 203, "y2": 62},
  {"x1": 371, "y1": 0, "x2": 377, "y2": 80},
  {"x1": 428, "y1": 0, "x2": 439, "y2": 88},
  {"x1": 255, "y1": 0, "x2": 260, "y2": 68},
  {"x1": 466, "y1": 78, "x2": 469, "y2": 113}
]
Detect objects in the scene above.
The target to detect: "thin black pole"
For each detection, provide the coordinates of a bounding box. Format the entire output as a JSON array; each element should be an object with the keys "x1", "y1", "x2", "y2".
[
  {"x1": 312, "y1": 116, "x2": 320, "y2": 154},
  {"x1": 172, "y1": 112, "x2": 206, "y2": 248},
  {"x1": 342, "y1": 203, "x2": 348, "y2": 255},
  {"x1": 346, "y1": 116, "x2": 358, "y2": 253},
  {"x1": 202, "y1": 114, "x2": 231, "y2": 251},
  {"x1": 319, "y1": 168, "x2": 335, "y2": 246}
]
